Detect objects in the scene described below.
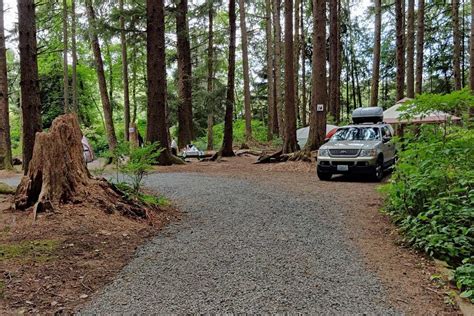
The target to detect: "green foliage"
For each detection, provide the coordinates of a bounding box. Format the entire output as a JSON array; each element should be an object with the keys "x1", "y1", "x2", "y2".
[
  {"x1": 382, "y1": 92, "x2": 474, "y2": 301},
  {"x1": 114, "y1": 182, "x2": 170, "y2": 208},
  {"x1": 108, "y1": 142, "x2": 162, "y2": 194},
  {"x1": 455, "y1": 259, "x2": 474, "y2": 302},
  {"x1": 194, "y1": 119, "x2": 269, "y2": 149}
]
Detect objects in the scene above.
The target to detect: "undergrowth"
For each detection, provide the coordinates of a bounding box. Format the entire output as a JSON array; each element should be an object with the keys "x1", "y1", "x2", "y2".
[{"x1": 381, "y1": 91, "x2": 474, "y2": 302}]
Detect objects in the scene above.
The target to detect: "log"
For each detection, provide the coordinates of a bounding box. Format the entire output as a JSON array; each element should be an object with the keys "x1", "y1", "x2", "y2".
[{"x1": 255, "y1": 150, "x2": 283, "y2": 164}]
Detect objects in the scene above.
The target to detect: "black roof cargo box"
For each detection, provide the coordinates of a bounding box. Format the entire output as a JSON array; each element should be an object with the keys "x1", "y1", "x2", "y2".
[{"x1": 352, "y1": 107, "x2": 384, "y2": 124}]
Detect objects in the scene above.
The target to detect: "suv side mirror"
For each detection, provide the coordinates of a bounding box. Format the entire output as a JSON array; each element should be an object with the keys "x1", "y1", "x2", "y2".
[{"x1": 383, "y1": 136, "x2": 391, "y2": 143}]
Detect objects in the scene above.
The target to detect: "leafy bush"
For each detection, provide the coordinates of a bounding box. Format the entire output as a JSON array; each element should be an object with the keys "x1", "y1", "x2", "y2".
[
  {"x1": 109, "y1": 142, "x2": 162, "y2": 194},
  {"x1": 382, "y1": 91, "x2": 474, "y2": 302},
  {"x1": 194, "y1": 119, "x2": 272, "y2": 150}
]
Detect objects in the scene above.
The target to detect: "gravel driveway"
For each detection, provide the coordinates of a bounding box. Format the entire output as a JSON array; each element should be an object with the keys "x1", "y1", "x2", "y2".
[{"x1": 81, "y1": 172, "x2": 399, "y2": 314}]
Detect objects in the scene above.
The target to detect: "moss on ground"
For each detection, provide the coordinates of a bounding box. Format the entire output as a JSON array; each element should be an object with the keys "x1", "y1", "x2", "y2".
[{"x1": 0, "y1": 239, "x2": 61, "y2": 262}]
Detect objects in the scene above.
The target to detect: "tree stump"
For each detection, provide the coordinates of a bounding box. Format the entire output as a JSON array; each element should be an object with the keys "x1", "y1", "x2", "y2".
[
  {"x1": 14, "y1": 114, "x2": 90, "y2": 215},
  {"x1": 14, "y1": 114, "x2": 148, "y2": 220}
]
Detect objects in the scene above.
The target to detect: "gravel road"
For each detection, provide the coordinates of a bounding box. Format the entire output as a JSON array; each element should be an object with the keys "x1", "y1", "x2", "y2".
[{"x1": 81, "y1": 172, "x2": 399, "y2": 314}]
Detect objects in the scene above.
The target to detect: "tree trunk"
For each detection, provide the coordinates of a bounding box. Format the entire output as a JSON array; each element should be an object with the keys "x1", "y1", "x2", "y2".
[
  {"x1": 18, "y1": 0, "x2": 42, "y2": 174},
  {"x1": 329, "y1": 0, "x2": 339, "y2": 121},
  {"x1": 0, "y1": 0, "x2": 12, "y2": 170},
  {"x1": 301, "y1": 0, "x2": 307, "y2": 126},
  {"x1": 71, "y1": 0, "x2": 78, "y2": 112},
  {"x1": 265, "y1": 0, "x2": 274, "y2": 140},
  {"x1": 453, "y1": 0, "x2": 462, "y2": 90},
  {"x1": 221, "y1": 0, "x2": 236, "y2": 157},
  {"x1": 396, "y1": 0, "x2": 405, "y2": 101},
  {"x1": 62, "y1": 0, "x2": 69, "y2": 112},
  {"x1": 415, "y1": 0, "x2": 424, "y2": 95},
  {"x1": 147, "y1": 0, "x2": 174, "y2": 164},
  {"x1": 120, "y1": 0, "x2": 131, "y2": 141},
  {"x1": 370, "y1": 0, "x2": 381, "y2": 106},
  {"x1": 406, "y1": 0, "x2": 415, "y2": 97},
  {"x1": 294, "y1": 0, "x2": 300, "y2": 126},
  {"x1": 306, "y1": 0, "x2": 327, "y2": 151},
  {"x1": 283, "y1": 0, "x2": 297, "y2": 153},
  {"x1": 85, "y1": 0, "x2": 117, "y2": 151},
  {"x1": 273, "y1": 0, "x2": 284, "y2": 137},
  {"x1": 176, "y1": 0, "x2": 194, "y2": 149},
  {"x1": 239, "y1": 0, "x2": 252, "y2": 141},
  {"x1": 207, "y1": 3, "x2": 214, "y2": 150},
  {"x1": 471, "y1": 0, "x2": 474, "y2": 117}
]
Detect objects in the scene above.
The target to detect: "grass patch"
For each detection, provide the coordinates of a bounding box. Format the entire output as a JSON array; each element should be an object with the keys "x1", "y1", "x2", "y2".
[
  {"x1": 0, "y1": 239, "x2": 61, "y2": 263},
  {"x1": 0, "y1": 280, "x2": 4, "y2": 298}
]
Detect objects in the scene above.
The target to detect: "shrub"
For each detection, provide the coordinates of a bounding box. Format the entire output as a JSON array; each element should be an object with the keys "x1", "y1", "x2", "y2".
[{"x1": 382, "y1": 91, "x2": 474, "y2": 302}]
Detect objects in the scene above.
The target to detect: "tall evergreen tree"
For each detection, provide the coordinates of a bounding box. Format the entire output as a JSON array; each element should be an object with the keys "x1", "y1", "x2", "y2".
[
  {"x1": 62, "y1": 0, "x2": 69, "y2": 112},
  {"x1": 0, "y1": 0, "x2": 12, "y2": 170},
  {"x1": 406, "y1": 0, "x2": 415, "y2": 97},
  {"x1": 120, "y1": 0, "x2": 131, "y2": 141},
  {"x1": 265, "y1": 0, "x2": 275, "y2": 140},
  {"x1": 370, "y1": 0, "x2": 381, "y2": 106},
  {"x1": 85, "y1": 0, "x2": 117, "y2": 151},
  {"x1": 221, "y1": 0, "x2": 236, "y2": 157},
  {"x1": 453, "y1": 0, "x2": 462, "y2": 90},
  {"x1": 415, "y1": 0, "x2": 424, "y2": 94},
  {"x1": 18, "y1": 0, "x2": 42, "y2": 173},
  {"x1": 307, "y1": 0, "x2": 327, "y2": 150},
  {"x1": 238, "y1": 0, "x2": 252, "y2": 141},
  {"x1": 146, "y1": 0, "x2": 174, "y2": 164},
  {"x1": 396, "y1": 0, "x2": 405, "y2": 100},
  {"x1": 283, "y1": 0, "x2": 297, "y2": 153},
  {"x1": 176, "y1": 0, "x2": 194, "y2": 149}
]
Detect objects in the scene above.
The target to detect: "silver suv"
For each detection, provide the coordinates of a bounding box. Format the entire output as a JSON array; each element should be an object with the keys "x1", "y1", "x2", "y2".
[{"x1": 317, "y1": 123, "x2": 396, "y2": 181}]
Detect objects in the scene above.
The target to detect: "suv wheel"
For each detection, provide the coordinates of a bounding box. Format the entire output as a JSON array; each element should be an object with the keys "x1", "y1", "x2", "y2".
[
  {"x1": 373, "y1": 158, "x2": 384, "y2": 182},
  {"x1": 317, "y1": 171, "x2": 332, "y2": 181}
]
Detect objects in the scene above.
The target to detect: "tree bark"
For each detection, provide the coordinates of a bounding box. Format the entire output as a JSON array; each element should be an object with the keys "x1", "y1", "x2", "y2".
[
  {"x1": 176, "y1": 0, "x2": 194, "y2": 149},
  {"x1": 306, "y1": 0, "x2": 327, "y2": 150},
  {"x1": 471, "y1": 0, "x2": 474, "y2": 117},
  {"x1": 71, "y1": 0, "x2": 78, "y2": 111},
  {"x1": 283, "y1": 0, "x2": 297, "y2": 153},
  {"x1": 221, "y1": 0, "x2": 236, "y2": 157},
  {"x1": 146, "y1": 0, "x2": 174, "y2": 164},
  {"x1": 120, "y1": 0, "x2": 131, "y2": 141},
  {"x1": 294, "y1": 0, "x2": 300, "y2": 126},
  {"x1": 238, "y1": 0, "x2": 252, "y2": 141},
  {"x1": 406, "y1": 0, "x2": 415, "y2": 97},
  {"x1": 18, "y1": 0, "x2": 42, "y2": 174},
  {"x1": 415, "y1": 0, "x2": 424, "y2": 94},
  {"x1": 62, "y1": 0, "x2": 69, "y2": 112},
  {"x1": 453, "y1": 0, "x2": 462, "y2": 90},
  {"x1": 85, "y1": 0, "x2": 117, "y2": 151},
  {"x1": 396, "y1": 0, "x2": 405, "y2": 101},
  {"x1": 0, "y1": 0, "x2": 12, "y2": 170},
  {"x1": 265, "y1": 0, "x2": 274, "y2": 140},
  {"x1": 273, "y1": 0, "x2": 284, "y2": 137},
  {"x1": 207, "y1": 3, "x2": 214, "y2": 150},
  {"x1": 370, "y1": 0, "x2": 381, "y2": 106},
  {"x1": 301, "y1": 0, "x2": 307, "y2": 126},
  {"x1": 329, "y1": 0, "x2": 339, "y2": 121}
]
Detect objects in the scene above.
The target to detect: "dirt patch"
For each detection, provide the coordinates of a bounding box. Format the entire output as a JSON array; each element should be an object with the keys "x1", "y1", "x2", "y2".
[
  {"x1": 0, "y1": 193, "x2": 180, "y2": 314},
  {"x1": 156, "y1": 156, "x2": 458, "y2": 315}
]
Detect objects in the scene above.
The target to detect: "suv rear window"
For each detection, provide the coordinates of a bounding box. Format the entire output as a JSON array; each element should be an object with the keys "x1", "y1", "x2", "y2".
[{"x1": 332, "y1": 127, "x2": 381, "y2": 141}]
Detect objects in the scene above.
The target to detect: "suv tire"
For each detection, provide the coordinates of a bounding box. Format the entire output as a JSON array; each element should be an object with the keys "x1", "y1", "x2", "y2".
[
  {"x1": 317, "y1": 171, "x2": 332, "y2": 181},
  {"x1": 373, "y1": 157, "x2": 384, "y2": 182}
]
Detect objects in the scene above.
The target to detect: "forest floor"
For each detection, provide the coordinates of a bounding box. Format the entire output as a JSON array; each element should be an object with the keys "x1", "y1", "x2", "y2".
[
  {"x1": 0, "y1": 156, "x2": 462, "y2": 314},
  {"x1": 81, "y1": 155, "x2": 457, "y2": 314},
  {"x1": 0, "y1": 170, "x2": 180, "y2": 314}
]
